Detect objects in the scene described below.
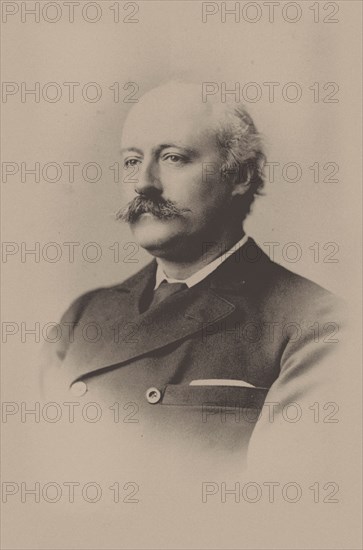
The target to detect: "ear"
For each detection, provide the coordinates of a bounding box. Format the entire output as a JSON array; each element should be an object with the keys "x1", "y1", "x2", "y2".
[{"x1": 231, "y1": 163, "x2": 252, "y2": 197}]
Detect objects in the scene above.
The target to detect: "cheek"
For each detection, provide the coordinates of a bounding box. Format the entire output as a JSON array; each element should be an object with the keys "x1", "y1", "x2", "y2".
[
  {"x1": 189, "y1": 174, "x2": 229, "y2": 213},
  {"x1": 163, "y1": 166, "x2": 226, "y2": 207},
  {"x1": 120, "y1": 182, "x2": 135, "y2": 203}
]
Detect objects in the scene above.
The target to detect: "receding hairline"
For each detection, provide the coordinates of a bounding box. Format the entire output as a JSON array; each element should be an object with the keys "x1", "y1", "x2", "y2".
[{"x1": 124, "y1": 81, "x2": 256, "y2": 137}]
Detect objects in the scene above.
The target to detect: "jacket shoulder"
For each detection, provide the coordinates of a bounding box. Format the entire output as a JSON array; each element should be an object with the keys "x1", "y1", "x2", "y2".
[
  {"x1": 264, "y1": 257, "x2": 344, "y2": 322},
  {"x1": 60, "y1": 260, "x2": 155, "y2": 322}
]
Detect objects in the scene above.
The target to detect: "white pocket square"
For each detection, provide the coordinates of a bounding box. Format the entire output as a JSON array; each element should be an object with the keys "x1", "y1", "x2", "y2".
[{"x1": 189, "y1": 379, "x2": 256, "y2": 388}]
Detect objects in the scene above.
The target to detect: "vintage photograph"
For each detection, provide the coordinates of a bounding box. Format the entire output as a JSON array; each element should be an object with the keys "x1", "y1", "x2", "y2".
[{"x1": 1, "y1": 1, "x2": 362, "y2": 549}]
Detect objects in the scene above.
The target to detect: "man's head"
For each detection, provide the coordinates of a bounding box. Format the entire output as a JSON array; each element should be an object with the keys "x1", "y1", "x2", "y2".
[{"x1": 117, "y1": 81, "x2": 265, "y2": 261}]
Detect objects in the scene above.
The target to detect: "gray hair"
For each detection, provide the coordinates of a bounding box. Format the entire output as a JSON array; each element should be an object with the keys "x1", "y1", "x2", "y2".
[{"x1": 214, "y1": 103, "x2": 266, "y2": 221}]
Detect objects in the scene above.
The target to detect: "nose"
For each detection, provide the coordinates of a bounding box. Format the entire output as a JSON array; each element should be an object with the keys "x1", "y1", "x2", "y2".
[{"x1": 134, "y1": 157, "x2": 162, "y2": 195}]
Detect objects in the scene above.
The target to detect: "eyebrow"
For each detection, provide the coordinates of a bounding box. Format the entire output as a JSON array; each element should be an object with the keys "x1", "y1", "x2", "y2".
[
  {"x1": 120, "y1": 144, "x2": 197, "y2": 156},
  {"x1": 158, "y1": 144, "x2": 197, "y2": 156},
  {"x1": 120, "y1": 147, "x2": 143, "y2": 155}
]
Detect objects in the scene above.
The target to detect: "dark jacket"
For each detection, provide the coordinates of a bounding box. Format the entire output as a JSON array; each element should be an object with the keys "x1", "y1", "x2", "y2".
[{"x1": 40, "y1": 238, "x2": 343, "y2": 468}]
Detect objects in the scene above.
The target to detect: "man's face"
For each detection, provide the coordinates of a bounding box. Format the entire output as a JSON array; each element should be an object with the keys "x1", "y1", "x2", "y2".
[{"x1": 120, "y1": 87, "x2": 236, "y2": 259}]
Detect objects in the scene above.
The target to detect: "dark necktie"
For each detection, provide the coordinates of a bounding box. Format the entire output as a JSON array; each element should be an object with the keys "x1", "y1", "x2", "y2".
[{"x1": 149, "y1": 280, "x2": 188, "y2": 309}]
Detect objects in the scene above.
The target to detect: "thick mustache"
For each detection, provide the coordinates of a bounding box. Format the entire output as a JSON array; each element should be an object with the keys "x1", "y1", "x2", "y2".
[{"x1": 116, "y1": 195, "x2": 190, "y2": 223}]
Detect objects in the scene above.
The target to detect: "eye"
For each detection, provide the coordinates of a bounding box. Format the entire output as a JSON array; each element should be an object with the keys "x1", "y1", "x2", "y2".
[
  {"x1": 162, "y1": 154, "x2": 187, "y2": 165},
  {"x1": 124, "y1": 158, "x2": 141, "y2": 169}
]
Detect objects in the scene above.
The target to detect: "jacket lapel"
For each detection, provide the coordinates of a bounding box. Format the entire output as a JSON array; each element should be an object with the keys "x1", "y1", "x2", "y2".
[{"x1": 65, "y1": 238, "x2": 270, "y2": 385}]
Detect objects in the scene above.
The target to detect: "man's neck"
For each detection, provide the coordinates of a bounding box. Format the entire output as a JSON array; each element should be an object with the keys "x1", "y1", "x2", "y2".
[{"x1": 156, "y1": 228, "x2": 245, "y2": 280}]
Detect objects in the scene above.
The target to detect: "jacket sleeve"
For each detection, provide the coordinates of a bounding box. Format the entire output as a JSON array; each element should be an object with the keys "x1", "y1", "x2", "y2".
[{"x1": 247, "y1": 291, "x2": 348, "y2": 479}]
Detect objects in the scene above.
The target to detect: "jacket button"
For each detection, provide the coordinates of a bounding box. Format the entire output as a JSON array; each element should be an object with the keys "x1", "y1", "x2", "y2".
[
  {"x1": 70, "y1": 381, "x2": 88, "y2": 397},
  {"x1": 146, "y1": 387, "x2": 161, "y2": 404}
]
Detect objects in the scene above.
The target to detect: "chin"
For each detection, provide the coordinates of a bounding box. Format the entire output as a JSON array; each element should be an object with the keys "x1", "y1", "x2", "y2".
[{"x1": 130, "y1": 217, "x2": 184, "y2": 255}]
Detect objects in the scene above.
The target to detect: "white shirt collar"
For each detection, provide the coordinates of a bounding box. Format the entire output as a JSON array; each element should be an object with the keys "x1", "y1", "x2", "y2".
[{"x1": 154, "y1": 234, "x2": 248, "y2": 290}]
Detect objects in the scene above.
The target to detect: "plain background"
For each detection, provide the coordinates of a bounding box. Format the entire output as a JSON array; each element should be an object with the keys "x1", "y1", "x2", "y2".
[{"x1": 1, "y1": 1, "x2": 362, "y2": 548}]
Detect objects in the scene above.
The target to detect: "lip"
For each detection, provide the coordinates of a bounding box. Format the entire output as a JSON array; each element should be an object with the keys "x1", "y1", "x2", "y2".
[
  {"x1": 136, "y1": 212, "x2": 159, "y2": 221},
  {"x1": 134, "y1": 213, "x2": 161, "y2": 222}
]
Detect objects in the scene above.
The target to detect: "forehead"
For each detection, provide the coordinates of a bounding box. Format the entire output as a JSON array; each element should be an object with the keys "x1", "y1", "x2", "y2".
[{"x1": 121, "y1": 90, "x2": 220, "y2": 151}]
